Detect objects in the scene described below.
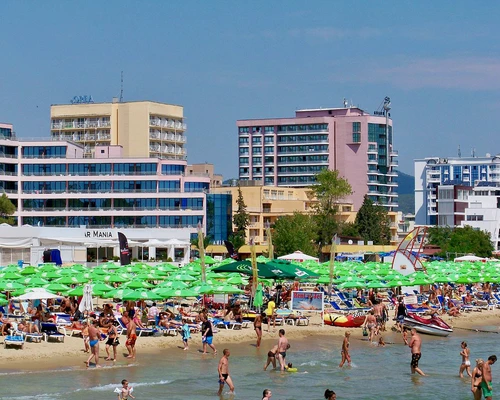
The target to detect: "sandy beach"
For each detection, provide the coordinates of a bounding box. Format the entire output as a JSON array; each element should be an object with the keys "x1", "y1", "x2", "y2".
[{"x1": 2, "y1": 309, "x2": 499, "y2": 372}]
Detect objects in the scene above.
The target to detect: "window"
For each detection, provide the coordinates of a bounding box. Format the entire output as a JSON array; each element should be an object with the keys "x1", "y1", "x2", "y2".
[
  {"x1": 161, "y1": 164, "x2": 185, "y2": 175},
  {"x1": 352, "y1": 122, "x2": 361, "y2": 132},
  {"x1": 352, "y1": 132, "x2": 361, "y2": 143},
  {"x1": 264, "y1": 126, "x2": 274, "y2": 133},
  {"x1": 159, "y1": 180, "x2": 180, "y2": 192},
  {"x1": 238, "y1": 127, "x2": 249, "y2": 134},
  {"x1": 184, "y1": 182, "x2": 209, "y2": 192},
  {"x1": 264, "y1": 136, "x2": 274, "y2": 143}
]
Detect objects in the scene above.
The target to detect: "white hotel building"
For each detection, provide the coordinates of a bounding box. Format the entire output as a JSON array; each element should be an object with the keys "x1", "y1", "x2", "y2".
[{"x1": 0, "y1": 111, "x2": 208, "y2": 266}]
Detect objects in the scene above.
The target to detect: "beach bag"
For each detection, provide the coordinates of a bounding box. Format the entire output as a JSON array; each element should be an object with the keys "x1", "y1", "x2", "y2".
[{"x1": 362, "y1": 327, "x2": 368, "y2": 337}]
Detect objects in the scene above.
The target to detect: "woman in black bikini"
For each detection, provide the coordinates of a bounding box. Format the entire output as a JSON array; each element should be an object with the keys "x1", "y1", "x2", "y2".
[
  {"x1": 471, "y1": 358, "x2": 483, "y2": 400},
  {"x1": 254, "y1": 313, "x2": 263, "y2": 348}
]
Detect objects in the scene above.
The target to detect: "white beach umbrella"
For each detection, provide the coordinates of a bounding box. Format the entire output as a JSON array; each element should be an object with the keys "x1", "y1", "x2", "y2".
[
  {"x1": 13, "y1": 287, "x2": 63, "y2": 301},
  {"x1": 78, "y1": 284, "x2": 94, "y2": 313}
]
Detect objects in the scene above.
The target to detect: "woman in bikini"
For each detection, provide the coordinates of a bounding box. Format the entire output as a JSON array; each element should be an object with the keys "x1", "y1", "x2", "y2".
[
  {"x1": 471, "y1": 359, "x2": 483, "y2": 400},
  {"x1": 459, "y1": 341, "x2": 472, "y2": 378},
  {"x1": 264, "y1": 345, "x2": 278, "y2": 370},
  {"x1": 105, "y1": 321, "x2": 119, "y2": 361},
  {"x1": 254, "y1": 313, "x2": 263, "y2": 348}
]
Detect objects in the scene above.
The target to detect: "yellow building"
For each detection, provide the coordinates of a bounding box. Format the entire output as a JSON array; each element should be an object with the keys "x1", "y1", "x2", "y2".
[
  {"x1": 186, "y1": 163, "x2": 223, "y2": 188},
  {"x1": 211, "y1": 184, "x2": 356, "y2": 245},
  {"x1": 50, "y1": 100, "x2": 186, "y2": 159}
]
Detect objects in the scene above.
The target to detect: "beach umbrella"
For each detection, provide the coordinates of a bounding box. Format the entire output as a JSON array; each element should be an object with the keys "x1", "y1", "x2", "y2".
[
  {"x1": 135, "y1": 273, "x2": 165, "y2": 281},
  {"x1": 39, "y1": 271, "x2": 62, "y2": 280},
  {"x1": 0, "y1": 298, "x2": 8, "y2": 306},
  {"x1": 0, "y1": 281, "x2": 25, "y2": 291},
  {"x1": 410, "y1": 277, "x2": 432, "y2": 285},
  {"x1": 157, "y1": 280, "x2": 189, "y2": 290},
  {"x1": 92, "y1": 282, "x2": 115, "y2": 293},
  {"x1": 13, "y1": 287, "x2": 62, "y2": 301},
  {"x1": 339, "y1": 280, "x2": 365, "y2": 289},
  {"x1": 212, "y1": 260, "x2": 296, "y2": 279},
  {"x1": 21, "y1": 276, "x2": 49, "y2": 286},
  {"x1": 386, "y1": 278, "x2": 411, "y2": 287},
  {"x1": 156, "y1": 288, "x2": 198, "y2": 298},
  {"x1": 366, "y1": 280, "x2": 389, "y2": 289},
  {"x1": 78, "y1": 284, "x2": 94, "y2": 313},
  {"x1": 0, "y1": 271, "x2": 23, "y2": 280},
  {"x1": 226, "y1": 276, "x2": 249, "y2": 285},
  {"x1": 168, "y1": 273, "x2": 197, "y2": 282},
  {"x1": 265, "y1": 259, "x2": 320, "y2": 280},
  {"x1": 101, "y1": 273, "x2": 131, "y2": 283},
  {"x1": 190, "y1": 283, "x2": 214, "y2": 295},
  {"x1": 122, "y1": 280, "x2": 154, "y2": 289},
  {"x1": 38, "y1": 263, "x2": 59, "y2": 272},
  {"x1": 44, "y1": 283, "x2": 71, "y2": 292},
  {"x1": 122, "y1": 289, "x2": 162, "y2": 301},
  {"x1": 102, "y1": 288, "x2": 134, "y2": 299},
  {"x1": 211, "y1": 284, "x2": 245, "y2": 294},
  {"x1": 54, "y1": 275, "x2": 88, "y2": 285},
  {"x1": 19, "y1": 266, "x2": 38, "y2": 275},
  {"x1": 58, "y1": 268, "x2": 80, "y2": 276}
]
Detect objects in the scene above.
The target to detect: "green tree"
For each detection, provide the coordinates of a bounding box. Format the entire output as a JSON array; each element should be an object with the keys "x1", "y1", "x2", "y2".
[
  {"x1": 0, "y1": 194, "x2": 15, "y2": 225},
  {"x1": 355, "y1": 195, "x2": 391, "y2": 245},
  {"x1": 312, "y1": 169, "x2": 352, "y2": 251},
  {"x1": 427, "y1": 226, "x2": 453, "y2": 252},
  {"x1": 447, "y1": 225, "x2": 493, "y2": 258},
  {"x1": 273, "y1": 212, "x2": 317, "y2": 257},
  {"x1": 232, "y1": 184, "x2": 250, "y2": 239},
  {"x1": 339, "y1": 222, "x2": 359, "y2": 238}
]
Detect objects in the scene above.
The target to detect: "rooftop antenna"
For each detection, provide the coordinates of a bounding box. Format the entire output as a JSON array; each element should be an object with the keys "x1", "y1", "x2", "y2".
[
  {"x1": 343, "y1": 98, "x2": 348, "y2": 108},
  {"x1": 119, "y1": 71, "x2": 124, "y2": 102},
  {"x1": 458, "y1": 145, "x2": 461, "y2": 158}
]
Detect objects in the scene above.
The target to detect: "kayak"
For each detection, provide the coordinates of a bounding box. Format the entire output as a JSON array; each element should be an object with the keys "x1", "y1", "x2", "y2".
[{"x1": 324, "y1": 313, "x2": 366, "y2": 328}]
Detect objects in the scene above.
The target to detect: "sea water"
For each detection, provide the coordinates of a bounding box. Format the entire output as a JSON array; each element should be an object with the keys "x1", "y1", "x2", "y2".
[{"x1": 1, "y1": 327, "x2": 499, "y2": 400}]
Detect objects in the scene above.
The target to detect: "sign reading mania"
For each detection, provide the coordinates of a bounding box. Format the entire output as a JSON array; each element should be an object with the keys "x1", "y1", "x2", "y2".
[
  {"x1": 84, "y1": 230, "x2": 113, "y2": 239},
  {"x1": 71, "y1": 95, "x2": 94, "y2": 104}
]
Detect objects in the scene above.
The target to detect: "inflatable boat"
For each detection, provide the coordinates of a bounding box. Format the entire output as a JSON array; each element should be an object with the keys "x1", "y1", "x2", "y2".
[{"x1": 324, "y1": 313, "x2": 366, "y2": 328}]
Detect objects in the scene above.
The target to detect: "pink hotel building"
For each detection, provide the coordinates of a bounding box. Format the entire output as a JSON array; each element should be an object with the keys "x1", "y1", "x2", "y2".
[{"x1": 236, "y1": 106, "x2": 398, "y2": 211}]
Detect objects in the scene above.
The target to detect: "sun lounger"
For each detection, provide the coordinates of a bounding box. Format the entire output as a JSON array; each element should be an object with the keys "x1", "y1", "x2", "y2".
[
  {"x1": 40, "y1": 323, "x2": 65, "y2": 342},
  {"x1": 213, "y1": 319, "x2": 242, "y2": 330},
  {"x1": 23, "y1": 332, "x2": 45, "y2": 342},
  {"x1": 4, "y1": 334, "x2": 24, "y2": 349},
  {"x1": 157, "y1": 326, "x2": 178, "y2": 336}
]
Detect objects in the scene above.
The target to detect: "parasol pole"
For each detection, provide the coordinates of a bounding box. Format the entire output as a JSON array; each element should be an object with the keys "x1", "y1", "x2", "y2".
[
  {"x1": 329, "y1": 235, "x2": 338, "y2": 302},
  {"x1": 198, "y1": 223, "x2": 206, "y2": 284},
  {"x1": 251, "y1": 238, "x2": 258, "y2": 303},
  {"x1": 266, "y1": 221, "x2": 274, "y2": 260}
]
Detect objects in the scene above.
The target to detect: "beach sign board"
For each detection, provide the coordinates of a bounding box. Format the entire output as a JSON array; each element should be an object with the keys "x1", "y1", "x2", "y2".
[{"x1": 291, "y1": 291, "x2": 323, "y2": 312}]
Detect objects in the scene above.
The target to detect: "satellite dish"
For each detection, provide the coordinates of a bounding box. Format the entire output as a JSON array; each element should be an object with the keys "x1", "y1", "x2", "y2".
[{"x1": 348, "y1": 240, "x2": 353, "y2": 245}]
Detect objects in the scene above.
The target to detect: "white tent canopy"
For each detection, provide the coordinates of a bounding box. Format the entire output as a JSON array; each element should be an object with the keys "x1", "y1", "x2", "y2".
[
  {"x1": 278, "y1": 250, "x2": 319, "y2": 262},
  {"x1": 13, "y1": 288, "x2": 63, "y2": 301},
  {"x1": 454, "y1": 255, "x2": 488, "y2": 262}
]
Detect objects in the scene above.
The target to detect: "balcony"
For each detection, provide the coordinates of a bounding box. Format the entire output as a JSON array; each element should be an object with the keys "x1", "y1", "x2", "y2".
[
  {"x1": 390, "y1": 159, "x2": 399, "y2": 166},
  {"x1": 390, "y1": 150, "x2": 399, "y2": 156}
]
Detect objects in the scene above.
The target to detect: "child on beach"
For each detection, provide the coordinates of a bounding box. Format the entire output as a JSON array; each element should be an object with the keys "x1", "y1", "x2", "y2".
[
  {"x1": 181, "y1": 319, "x2": 190, "y2": 350},
  {"x1": 116, "y1": 379, "x2": 135, "y2": 400},
  {"x1": 378, "y1": 337, "x2": 386, "y2": 347}
]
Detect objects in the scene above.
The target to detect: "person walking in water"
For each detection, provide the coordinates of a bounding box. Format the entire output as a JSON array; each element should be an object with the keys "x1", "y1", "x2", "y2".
[
  {"x1": 217, "y1": 349, "x2": 235, "y2": 395},
  {"x1": 262, "y1": 389, "x2": 272, "y2": 399},
  {"x1": 481, "y1": 355, "x2": 497, "y2": 400},
  {"x1": 459, "y1": 341, "x2": 472, "y2": 378},
  {"x1": 471, "y1": 359, "x2": 484, "y2": 400},
  {"x1": 409, "y1": 328, "x2": 425, "y2": 376},
  {"x1": 277, "y1": 329, "x2": 289, "y2": 371},
  {"x1": 339, "y1": 331, "x2": 351, "y2": 368}
]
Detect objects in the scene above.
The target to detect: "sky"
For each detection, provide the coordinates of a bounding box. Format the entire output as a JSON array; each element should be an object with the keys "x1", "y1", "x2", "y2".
[{"x1": 0, "y1": 1, "x2": 499, "y2": 179}]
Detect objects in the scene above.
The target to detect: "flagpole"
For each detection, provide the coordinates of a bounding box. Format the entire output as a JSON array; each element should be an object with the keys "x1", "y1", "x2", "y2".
[
  {"x1": 328, "y1": 235, "x2": 337, "y2": 301},
  {"x1": 198, "y1": 223, "x2": 206, "y2": 284},
  {"x1": 266, "y1": 222, "x2": 274, "y2": 260},
  {"x1": 251, "y1": 238, "x2": 258, "y2": 303}
]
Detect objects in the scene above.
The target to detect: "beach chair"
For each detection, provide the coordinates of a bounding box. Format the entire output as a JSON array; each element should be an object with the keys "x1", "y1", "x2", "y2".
[
  {"x1": 4, "y1": 334, "x2": 24, "y2": 349},
  {"x1": 23, "y1": 332, "x2": 45, "y2": 343},
  {"x1": 241, "y1": 320, "x2": 252, "y2": 328},
  {"x1": 157, "y1": 326, "x2": 178, "y2": 336},
  {"x1": 53, "y1": 313, "x2": 72, "y2": 327},
  {"x1": 459, "y1": 296, "x2": 475, "y2": 312},
  {"x1": 40, "y1": 323, "x2": 65, "y2": 342}
]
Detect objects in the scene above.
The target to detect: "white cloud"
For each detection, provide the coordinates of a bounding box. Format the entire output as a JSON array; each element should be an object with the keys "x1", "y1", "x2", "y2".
[{"x1": 343, "y1": 56, "x2": 500, "y2": 90}]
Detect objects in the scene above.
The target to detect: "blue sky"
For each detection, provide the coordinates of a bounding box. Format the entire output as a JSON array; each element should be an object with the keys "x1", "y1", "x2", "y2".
[{"x1": 1, "y1": 1, "x2": 499, "y2": 178}]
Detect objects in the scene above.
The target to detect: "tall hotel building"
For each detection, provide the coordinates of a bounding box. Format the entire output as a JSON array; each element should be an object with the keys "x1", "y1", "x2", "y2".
[
  {"x1": 0, "y1": 100, "x2": 230, "y2": 265},
  {"x1": 237, "y1": 105, "x2": 398, "y2": 211},
  {"x1": 414, "y1": 155, "x2": 500, "y2": 225}
]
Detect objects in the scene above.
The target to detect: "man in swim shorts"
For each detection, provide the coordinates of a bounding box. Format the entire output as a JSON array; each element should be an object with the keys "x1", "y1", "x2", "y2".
[
  {"x1": 481, "y1": 355, "x2": 497, "y2": 400},
  {"x1": 277, "y1": 329, "x2": 289, "y2": 371},
  {"x1": 202, "y1": 315, "x2": 217, "y2": 354},
  {"x1": 126, "y1": 318, "x2": 137, "y2": 359},
  {"x1": 85, "y1": 319, "x2": 101, "y2": 368},
  {"x1": 409, "y1": 328, "x2": 425, "y2": 376},
  {"x1": 217, "y1": 349, "x2": 235, "y2": 395}
]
